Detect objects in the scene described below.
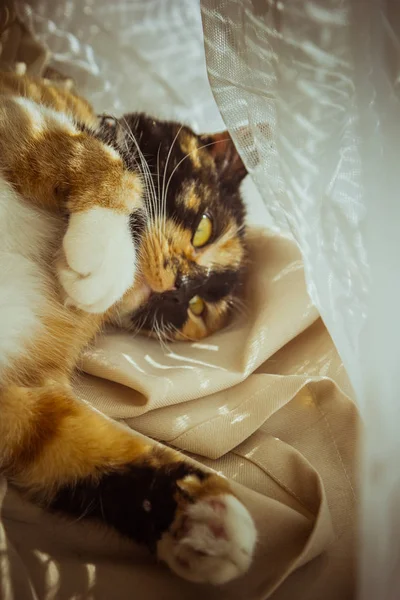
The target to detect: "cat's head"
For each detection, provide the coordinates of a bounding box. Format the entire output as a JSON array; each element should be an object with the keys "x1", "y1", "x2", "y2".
[{"x1": 99, "y1": 113, "x2": 248, "y2": 341}]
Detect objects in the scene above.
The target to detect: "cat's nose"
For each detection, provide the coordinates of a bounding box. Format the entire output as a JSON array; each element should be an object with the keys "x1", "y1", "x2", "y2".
[
  {"x1": 159, "y1": 289, "x2": 183, "y2": 305},
  {"x1": 160, "y1": 277, "x2": 189, "y2": 304}
]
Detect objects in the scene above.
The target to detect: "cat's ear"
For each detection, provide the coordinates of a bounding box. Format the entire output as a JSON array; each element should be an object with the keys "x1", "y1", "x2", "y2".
[{"x1": 200, "y1": 131, "x2": 247, "y2": 187}]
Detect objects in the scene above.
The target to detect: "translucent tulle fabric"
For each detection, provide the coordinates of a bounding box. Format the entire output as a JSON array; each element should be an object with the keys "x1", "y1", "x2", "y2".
[{"x1": 201, "y1": 1, "x2": 400, "y2": 597}]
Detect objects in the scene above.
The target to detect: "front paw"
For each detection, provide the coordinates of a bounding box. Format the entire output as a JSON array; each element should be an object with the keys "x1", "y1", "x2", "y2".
[
  {"x1": 157, "y1": 482, "x2": 257, "y2": 584},
  {"x1": 57, "y1": 207, "x2": 136, "y2": 313}
]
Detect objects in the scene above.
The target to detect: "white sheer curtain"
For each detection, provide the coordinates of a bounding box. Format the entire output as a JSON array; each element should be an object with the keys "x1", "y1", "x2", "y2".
[{"x1": 201, "y1": 1, "x2": 400, "y2": 598}]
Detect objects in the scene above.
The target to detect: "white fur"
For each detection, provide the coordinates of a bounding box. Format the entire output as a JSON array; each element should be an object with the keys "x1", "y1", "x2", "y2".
[
  {"x1": 103, "y1": 144, "x2": 121, "y2": 161},
  {"x1": 14, "y1": 97, "x2": 78, "y2": 135},
  {"x1": 157, "y1": 494, "x2": 257, "y2": 585},
  {"x1": 0, "y1": 177, "x2": 59, "y2": 376},
  {"x1": 57, "y1": 207, "x2": 136, "y2": 313},
  {"x1": 0, "y1": 177, "x2": 137, "y2": 374}
]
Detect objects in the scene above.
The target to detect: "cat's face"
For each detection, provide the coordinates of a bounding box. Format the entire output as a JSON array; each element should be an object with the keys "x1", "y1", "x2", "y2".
[{"x1": 99, "y1": 114, "x2": 247, "y2": 341}]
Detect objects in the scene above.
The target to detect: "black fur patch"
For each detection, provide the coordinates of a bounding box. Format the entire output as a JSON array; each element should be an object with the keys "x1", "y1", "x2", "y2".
[
  {"x1": 129, "y1": 208, "x2": 147, "y2": 244},
  {"x1": 201, "y1": 269, "x2": 241, "y2": 303},
  {"x1": 50, "y1": 458, "x2": 208, "y2": 552},
  {"x1": 115, "y1": 113, "x2": 247, "y2": 234}
]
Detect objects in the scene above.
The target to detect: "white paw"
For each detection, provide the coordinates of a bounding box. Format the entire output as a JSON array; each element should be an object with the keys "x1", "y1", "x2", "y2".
[
  {"x1": 57, "y1": 207, "x2": 136, "y2": 313},
  {"x1": 157, "y1": 495, "x2": 257, "y2": 585}
]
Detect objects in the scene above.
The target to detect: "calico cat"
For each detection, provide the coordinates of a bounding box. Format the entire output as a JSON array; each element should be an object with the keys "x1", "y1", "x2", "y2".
[{"x1": 0, "y1": 71, "x2": 256, "y2": 585}]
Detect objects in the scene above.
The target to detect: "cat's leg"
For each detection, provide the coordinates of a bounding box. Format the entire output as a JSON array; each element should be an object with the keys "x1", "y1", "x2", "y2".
[
  {"x1": 0, "y1": 94, "x2": 141, "y2": 215},
  {"x1": 0, "y1": 383, "x2": 256, "y2": 584},
  {"x1": 0, "y1": 94, "x2": 143, "y2": 312}
]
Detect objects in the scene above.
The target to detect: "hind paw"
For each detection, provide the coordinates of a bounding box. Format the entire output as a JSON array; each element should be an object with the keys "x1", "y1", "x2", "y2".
[{"x1": 157, "y1": 493, "x2": 256, "y2": 584}]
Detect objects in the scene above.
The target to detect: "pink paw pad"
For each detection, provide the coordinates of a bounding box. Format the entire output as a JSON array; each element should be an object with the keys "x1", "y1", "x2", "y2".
[{"x1": 157, "y1": 494, "x2": 257, "y2": 584}]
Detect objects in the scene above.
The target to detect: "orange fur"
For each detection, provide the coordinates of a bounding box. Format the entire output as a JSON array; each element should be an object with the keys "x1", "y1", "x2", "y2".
[
  {"x1": 0, "y1": 382, "x2": 173, "y2": 498},
  {"x1": 0, "y1": 74, "x2": 143, "y2": 215},
  {"x1": 0, "y1": 71, "x2": 98, "y2": 127}
]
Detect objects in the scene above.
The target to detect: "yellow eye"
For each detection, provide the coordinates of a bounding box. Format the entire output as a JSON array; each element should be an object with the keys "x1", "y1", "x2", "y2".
[
  {"x1": 192, "y1": 214, "x2": 212, "y2": 248},
  {"x1": 189, "y1": 295, "x2": 205, "y2": 316}
]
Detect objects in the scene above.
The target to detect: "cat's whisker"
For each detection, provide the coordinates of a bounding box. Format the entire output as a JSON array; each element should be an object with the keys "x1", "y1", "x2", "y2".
[
  {"x1": 163, "y1": 328, "x2": 175, "y2": 344},
  {"x1": 164, "y1": 320, "x2": 177, "y2": 342},
  {"x1": 131, "y1": 156, "x2": 156, "y2": 224},
  {"x1": 158, "y1": 316, "x2": 174, "y2": 351},
  {"x1": 131, "y1": 313, "x2": 148, "y2": 339},
  {"x1": 117, "y1": 119, "x2": 154, "y2": 227},
  {"x1": 72, "y1": 498, "x2": 97, "y2": 525},
  {"x1": 161, "y1": 125, "x2": 183, "y2": 237},
  {"x1": 151, "y1": 312, "x2": 170, "y2": 352},
  {"x1": 152, "y1": 313, "x2": 166, "y2": 351},
  {"x1": 168, "y1": 322, "x2": 192, "y2": 342},
  {"x1": 120, "y1": 117, "x2": 158, "y2": 226},
  {"x1": 156, "y1": 318, "x2": 167, "y2": 352},
  {"x1": 164, "y1": 323, "x2": 178, "y2": 341},
  {"x1": 156, "y1": 143, "x2": 163, "y2": 244}
]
